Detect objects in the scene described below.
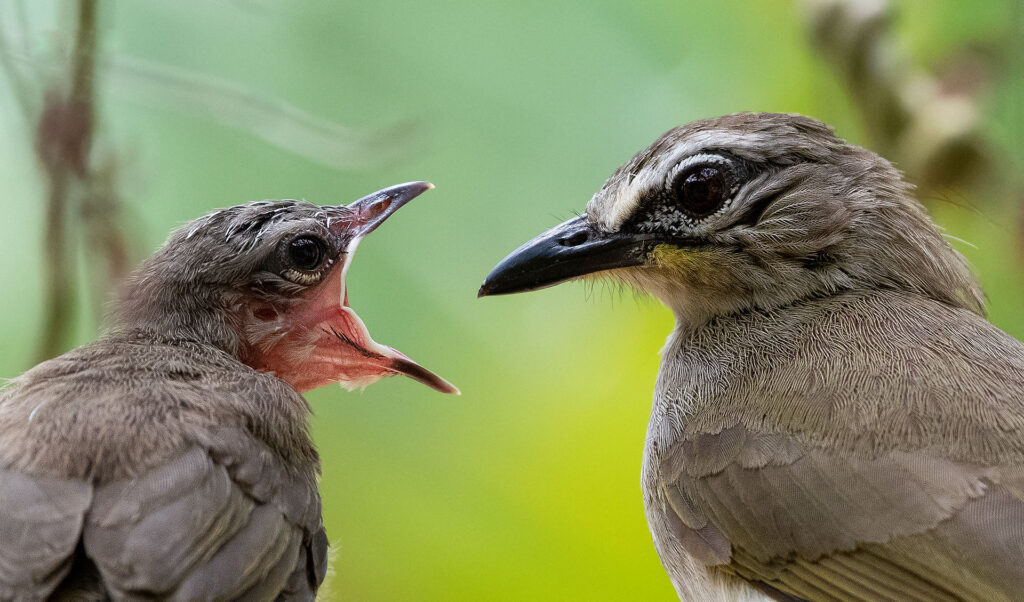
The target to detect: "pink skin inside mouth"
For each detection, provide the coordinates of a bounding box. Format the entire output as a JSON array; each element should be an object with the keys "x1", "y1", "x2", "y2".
[{"x1": 243, "y1": 237, "x2": 459, "y2": 395}]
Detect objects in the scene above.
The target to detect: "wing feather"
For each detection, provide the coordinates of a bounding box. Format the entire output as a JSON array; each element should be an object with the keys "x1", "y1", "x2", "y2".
[
  {"x1": 653, "y1": 293, "x2": 1024, "y2": 600},
  {"x1": 84, "y1": 432, "x2": 325, "y2": 601},
  {"x1": 660, "y1": 425, "x2": 1022, "y2": 600},
  {"x1": 0, "y1": 469, "x2": 92, "y2": 600}
]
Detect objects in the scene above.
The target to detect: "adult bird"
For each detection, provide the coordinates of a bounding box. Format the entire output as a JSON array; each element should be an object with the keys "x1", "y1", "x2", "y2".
[
  {"x1": 480, "y1": 114, "x2": 1024, "y2": 601},
  {"x1": 0, "y1": 182, "x2": 458, "y2": 600}
]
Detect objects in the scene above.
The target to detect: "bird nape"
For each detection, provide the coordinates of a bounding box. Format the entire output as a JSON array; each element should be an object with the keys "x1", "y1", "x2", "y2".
[
  {"x1": 480, "y1": 112, "x2": 1024, "y2": 602},
  {"x1": 0, "y1": 181, "x2": 456, "y2": 601}
]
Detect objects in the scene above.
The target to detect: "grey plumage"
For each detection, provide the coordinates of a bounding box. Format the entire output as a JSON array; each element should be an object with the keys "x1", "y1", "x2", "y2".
[
  {"x1": 649, "y1": 290, "x2": 1024, "y2": 601},
  {"x1": 1, "y1": 305, "x2": 324, "y2": 602},
  {"x1": 480, "y1": 113, "x2": 1024, "y2": 601},
  {"x1": 0, "y1": 183, "x2": 454, "y2": 600}
]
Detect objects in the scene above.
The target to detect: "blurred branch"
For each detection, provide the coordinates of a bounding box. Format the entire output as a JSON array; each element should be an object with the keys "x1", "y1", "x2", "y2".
[
  {"x1": 801, "y1": 0, "x2": 991, "y2": 195},
  {"x1": 32, "y1": 0, "x2": 98, "y2": 362},
  {"x1": 81, "y1": 156, "x2": 131, "y2": 315},
  {"x1": 2, "y1": 2, "x2": 418, "y2": 364},
  {"x1": 107, "y1": 55, "x2": 420, "y2": 171},
  {"x1": 5, "y1": 48, "x2": 422, "y2": 170},
  {"x1": 8, "y1": 0, "x2": 132, "y2": 363}
]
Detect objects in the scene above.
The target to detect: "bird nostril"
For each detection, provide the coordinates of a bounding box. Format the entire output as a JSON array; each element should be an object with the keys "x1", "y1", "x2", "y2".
[
  {"x1": 368, "y1": 198, "x2": 392, "y2": 218},
  {"x1": 559, "y1": 230, "x2": 589, "y2": 247}
]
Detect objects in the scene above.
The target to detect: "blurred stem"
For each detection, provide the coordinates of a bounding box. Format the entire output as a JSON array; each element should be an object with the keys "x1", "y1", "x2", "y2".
[
  {"x1": 70, "y1": 0, "x2": 97, "y2": 111},
  {"x1": 38, "y1": 170, "x2": 73, "y2": 363},
  {"x1": 35, "y1": 0, "x2": 97, "y2": 363},
  {"x1": 803, "y1": 0, "x2": 989, "y2": 195}
]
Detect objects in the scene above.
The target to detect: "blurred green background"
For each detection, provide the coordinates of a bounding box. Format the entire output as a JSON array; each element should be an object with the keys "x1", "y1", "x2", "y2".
[{"x1": 1, "y1": 1, "x2": 1023, "y2": 600}]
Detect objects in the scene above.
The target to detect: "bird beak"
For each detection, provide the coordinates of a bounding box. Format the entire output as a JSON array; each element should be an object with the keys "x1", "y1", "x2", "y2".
[
  {"x1": 331, "y1": 182, "x2": 459, "y2": 394},
  {"x1": 478, "y1": 215, "x2": 656, "y2": 297},
  {"x1": 249, "y1": 182, "x2": 459, "y2": 395},
  {"x1": 340, "y1": 181, "x2": 435, "y2": 240}
]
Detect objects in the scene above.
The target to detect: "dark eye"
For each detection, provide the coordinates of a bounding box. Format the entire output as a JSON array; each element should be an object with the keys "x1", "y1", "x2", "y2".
[
  {"x1": 287, "y1": 236, "x2": 325, "y2": 271},
  {"x1": 672, "y1": 165, "x2": 728, "y2": 218}
]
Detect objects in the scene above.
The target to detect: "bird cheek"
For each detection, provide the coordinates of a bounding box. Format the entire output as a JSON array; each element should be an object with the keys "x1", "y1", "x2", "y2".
[
  {"x1": 647, "y1": 244, "x2": 734, "y2": 287},
  {"x1": 649, "y1": 244, "x2": 700, "y2": 272}
]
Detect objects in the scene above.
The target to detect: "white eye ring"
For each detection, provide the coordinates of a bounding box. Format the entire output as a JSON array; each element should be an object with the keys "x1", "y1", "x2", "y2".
[
  {"x1": 281, "y1": 267, "x2": 328, "y2": 286},
  {"x1": 665, "y1": 154, "x2": 737, "y2": 221},
  {"x1": 664, "y1": 153, "x2": 734, "y2": 192},
  {"x1": 626, "y1": 153, "x2": 737, "y2": 234},
  {"x1": 277, "y1": 233, "x2": 334, "y2": 286}
]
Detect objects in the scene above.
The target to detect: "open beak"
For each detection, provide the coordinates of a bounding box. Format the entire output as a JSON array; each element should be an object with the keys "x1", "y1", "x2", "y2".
[
  {"x1": 250, "y1": 182, "x2": 459, "y2": 395},
  {"x1": 330, "y1": 182, "x2": 459, "y2": 395},
  {"x1": 478, "y1": 215, "x2": 657, "y2": 297}
]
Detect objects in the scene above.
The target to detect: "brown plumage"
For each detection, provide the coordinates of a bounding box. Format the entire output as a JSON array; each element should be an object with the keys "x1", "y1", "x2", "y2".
[
  {"x1": 0, "y1": 182, "x2": 456, "y2": 600},
  {"x1": 480, "y1": 113, "x2": 1024, "y2": 601}
]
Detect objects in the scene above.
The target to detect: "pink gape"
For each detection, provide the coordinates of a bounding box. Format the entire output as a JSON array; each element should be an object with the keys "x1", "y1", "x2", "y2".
[{"x1": 245, "y1": 183, "x2": 458, "y2": 394}]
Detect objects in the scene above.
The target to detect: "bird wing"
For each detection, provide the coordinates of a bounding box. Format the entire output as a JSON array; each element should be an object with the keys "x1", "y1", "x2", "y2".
[
  {"x1": 82, "y1": 426, "x2": 327, "y2": 601},
  {"x1": 0, "y1": 337, "x2": 327, "y2": 600},
  {"x1": 655, "y1": 294, "x2": 1024, "y2": 601},
  {"x1": 0, "y1": 468, "x2": 93, "y2": 600},
  {"x1": 659, "y1": 425, "x2": 1024, "y2": 601}
]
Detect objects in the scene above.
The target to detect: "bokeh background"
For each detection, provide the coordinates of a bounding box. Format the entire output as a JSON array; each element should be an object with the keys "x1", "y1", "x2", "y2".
[{"x1": 1, "y1": 1, "x2": 1023, "y2": 600}]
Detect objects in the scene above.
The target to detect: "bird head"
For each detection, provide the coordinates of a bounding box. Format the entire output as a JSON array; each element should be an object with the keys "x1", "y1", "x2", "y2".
[
  {"x1": 117, "y1": 182, "x2": 458, "y2": 394},
  {"x1": 480, "y1": 113, "x2": 983, "y2": 324}
]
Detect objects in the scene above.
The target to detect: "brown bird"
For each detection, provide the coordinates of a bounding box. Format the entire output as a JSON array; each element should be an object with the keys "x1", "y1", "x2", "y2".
[
  {"x1": 480, "y1": 114, "x2": 1024, "y2": 601},
  {"x1": 0, "y1": 182, "x2": 457, "y2": 601}
]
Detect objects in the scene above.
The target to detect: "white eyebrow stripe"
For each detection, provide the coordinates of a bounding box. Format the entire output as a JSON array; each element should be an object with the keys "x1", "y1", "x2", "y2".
[
  {"x1": 604, "y1": 130, "x2": 770, "y2": 230},
  {"x1": 666, "y1": 153, "x2": 731, "y2": 182}
]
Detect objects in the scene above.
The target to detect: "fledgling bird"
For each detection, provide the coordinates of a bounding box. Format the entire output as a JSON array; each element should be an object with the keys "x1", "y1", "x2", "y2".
[
  {"x1": 480, "y1": 114, "x2": 1024, "y2": 601},
  {"x1": 0, "y1": 182, "x2": 457, "y2": 601}
]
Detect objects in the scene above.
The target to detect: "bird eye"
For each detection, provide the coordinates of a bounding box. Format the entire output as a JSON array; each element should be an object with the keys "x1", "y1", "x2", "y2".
[
  {"x1": 671, "y1": 165, "x2": 728, "y2": 219},
  {"x1": 286, "y1": 236, "x2": 326, "y2": 271}
]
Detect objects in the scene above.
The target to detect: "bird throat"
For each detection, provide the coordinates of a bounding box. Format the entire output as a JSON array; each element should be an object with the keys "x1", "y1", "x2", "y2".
[{"x1": 241, "y1": 243, "x2": 458, "y2": 395}]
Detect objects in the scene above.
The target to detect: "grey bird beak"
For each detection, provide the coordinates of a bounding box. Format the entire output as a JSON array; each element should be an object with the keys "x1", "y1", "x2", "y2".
[
  {"x1": 478, "y1": 215, "x2": 657, "y2": 297},
  {"x1": 341, "y1": 181, "x2": 434, "y2": 239},
  {"x1": 295, "y1": 179, "x2": 459, "y2": 395}
]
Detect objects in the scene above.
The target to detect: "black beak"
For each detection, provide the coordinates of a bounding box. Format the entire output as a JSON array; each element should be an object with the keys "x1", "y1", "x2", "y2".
[
  {"x1": 338, "y1": 181, "x2": 434, "y2": 239},
  {"x1": 478, "y1": 215, "x2": 657, "y2": 297}
]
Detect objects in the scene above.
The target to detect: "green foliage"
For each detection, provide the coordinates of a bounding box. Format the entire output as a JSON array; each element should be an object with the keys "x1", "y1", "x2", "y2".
[{"x1": 0, "y1": 1, "x2": 1021, "y2": 600}]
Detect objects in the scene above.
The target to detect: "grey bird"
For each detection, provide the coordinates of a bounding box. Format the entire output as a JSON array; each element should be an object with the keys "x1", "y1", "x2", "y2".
[
  {"x1": 0, "y1": 182, "x2": 457, "y2": 601},
  {"x1": 479, "y1": 113, "x2": 1024, "y2": 601}
]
